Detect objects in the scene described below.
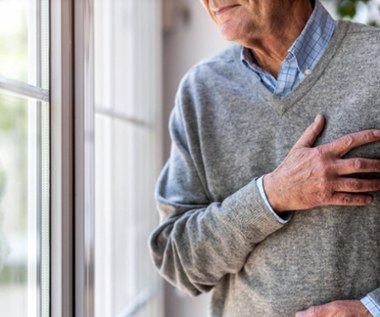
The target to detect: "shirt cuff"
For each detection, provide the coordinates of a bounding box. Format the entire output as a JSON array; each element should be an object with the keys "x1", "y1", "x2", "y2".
[
  {"x1": 256, "y1": 176, "x2": 292, "y2": 224},
  {"x1": 361, "y1": 295, "x2": 380, "y2": 317}
]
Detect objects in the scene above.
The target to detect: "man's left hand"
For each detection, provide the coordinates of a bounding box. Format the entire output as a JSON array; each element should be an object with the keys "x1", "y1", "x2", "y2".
[{"x1": 295, "y1": 300, "x2": 372, "y2": 317}]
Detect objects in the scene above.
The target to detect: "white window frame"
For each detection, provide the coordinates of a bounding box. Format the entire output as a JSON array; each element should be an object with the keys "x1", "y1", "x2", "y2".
[
  {"x1": 2, "y1": 0, "x2": 163, "y2": 315},
  {"x1": 51, "y1": 0, "x2": 164, "y2": 316},
  {"x1": 51, "y1": 0, "x2": 97, "y2": 316}
]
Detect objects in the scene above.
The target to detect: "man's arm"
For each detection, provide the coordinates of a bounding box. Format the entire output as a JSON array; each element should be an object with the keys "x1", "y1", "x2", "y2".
[{"x1": 149, "y1": 103, "x2": 289, "y2": 296}]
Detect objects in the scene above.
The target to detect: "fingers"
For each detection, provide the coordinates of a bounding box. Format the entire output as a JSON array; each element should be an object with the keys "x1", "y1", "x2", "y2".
[
  {"x1": 327, "y1": 192, "x2": 373, "y2": 206},
  {"x1": 315, "y1": 178, "x2": 378, "y2": 206},
  {"x1": 334, "y1": 177, "x2": 380, "y2": 193},
  {"x1": 325, "y1": 129, "x2": 380, "y2": 157},
  {"x1": 295, "y1": 306, "x2": 321, "y2": 317},
  {"x1": 335, "y1": 158, "x2": 380, "y2": 175},
  {"x1": 292, "y1": 114, "x2": 326, "y2": 149},
  {"x1": 296, "y1": 300, "x2": 371, "y2": 317}
]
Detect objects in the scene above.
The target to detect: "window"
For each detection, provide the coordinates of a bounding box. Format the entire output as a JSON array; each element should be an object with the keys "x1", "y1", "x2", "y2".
[
  {"x1": 0, "y1": 1, "x2": 164, "y2": 316},
  {"x1": 0, "y1": 0, "x2": 50, "y2": 316},
  {"x1": 94, "y1": 0, "x2": 163, "y2": 316}
]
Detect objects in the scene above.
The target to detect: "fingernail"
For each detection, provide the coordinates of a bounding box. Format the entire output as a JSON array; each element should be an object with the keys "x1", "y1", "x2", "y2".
[
  {"x1": 374, "y1": 130, "x2": 380, "y2": 137},
  {"x1": 367, "y1": 196, "x2": 373, "y2": 204},
  {"x1": 314, "y1": 114, "x2": 321, "y2": 123}
]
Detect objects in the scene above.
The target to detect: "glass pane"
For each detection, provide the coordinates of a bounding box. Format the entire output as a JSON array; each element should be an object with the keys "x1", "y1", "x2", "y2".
[
  {"x1": 0, "y1": 1, "x2": 28, "y2": 83},
  {"x1": 0, "y1": 93, "x2": 49, "y2": 317},
  {"x1": 94, "y1": 0, "x2": 160, "y2": 125},
  {"x1": 95, "y1": 115, "x2": 161, "y2": 317},
  {"x1": 0, "y1": 94, "x2": 28, "y2": 315},
  {"x1": 0, "y1": 0, "x2": 49, "y2": 89},
  {"x1": 94, "y1": 0, "x2": 162, "y2": 316}
]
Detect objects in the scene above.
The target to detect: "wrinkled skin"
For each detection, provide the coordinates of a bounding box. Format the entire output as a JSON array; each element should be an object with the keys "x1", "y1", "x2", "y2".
[{"x1": 295, "y1": 300, "x2": 372, "y2": 317}]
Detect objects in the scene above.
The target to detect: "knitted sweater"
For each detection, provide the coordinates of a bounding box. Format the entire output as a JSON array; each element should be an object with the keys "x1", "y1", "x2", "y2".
[{"x1": 149, "y1": 21, "x2": 380, "y2": 316}]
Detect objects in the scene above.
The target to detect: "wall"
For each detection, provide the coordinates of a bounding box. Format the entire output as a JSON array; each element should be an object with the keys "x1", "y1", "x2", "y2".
[
  {"x1": 162, "y1": 0, "x2": 228, "y2": 157},
  {"x1": 162, "y1": 1, "x2": 228, "y2": 316}
]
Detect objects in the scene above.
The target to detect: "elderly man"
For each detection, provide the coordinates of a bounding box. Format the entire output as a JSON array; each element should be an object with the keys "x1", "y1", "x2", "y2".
[{"x1": 149, "y1": 0, "x2": 380, "y2": 316}]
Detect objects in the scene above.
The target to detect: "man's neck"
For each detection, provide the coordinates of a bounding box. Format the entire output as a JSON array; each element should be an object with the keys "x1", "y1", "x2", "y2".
[{"x1": 245, "y1": 1, "x2": 313, "y2": 78}]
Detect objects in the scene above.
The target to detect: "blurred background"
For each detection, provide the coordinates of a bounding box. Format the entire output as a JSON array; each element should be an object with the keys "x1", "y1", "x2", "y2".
[{"x1": 0, "y1": 0, "x2": 378, "y2": 316}]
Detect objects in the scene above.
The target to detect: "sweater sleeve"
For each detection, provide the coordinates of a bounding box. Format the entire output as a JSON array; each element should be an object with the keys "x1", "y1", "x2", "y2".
[{"x1": 148, "y1": 103, "x2": 288, "y2": 296}]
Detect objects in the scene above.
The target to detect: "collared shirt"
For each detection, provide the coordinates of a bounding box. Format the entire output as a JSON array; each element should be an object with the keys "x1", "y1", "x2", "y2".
[{"x1": 241, "y1": 0, "x2": 337, "y2": 96}]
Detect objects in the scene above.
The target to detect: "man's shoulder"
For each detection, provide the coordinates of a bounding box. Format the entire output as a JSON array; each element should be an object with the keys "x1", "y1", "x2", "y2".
[
  {"x1": 174, "y1": 44, "x2": 247, "y2": 115},
  {"x1": 338, "y1": 21, "x2": 380, "y2": 62},
  {"x1": 345, "y1": 20, "x2": 380, "y2": 33},
  {"x1": 343, "y1": 20, "x2": 380, "y2": 42}
]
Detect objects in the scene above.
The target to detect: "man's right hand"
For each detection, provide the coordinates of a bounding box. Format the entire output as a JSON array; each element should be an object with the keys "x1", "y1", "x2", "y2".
[{"x1": 263, "y1": 114, "x2": 380, "y2": 213}]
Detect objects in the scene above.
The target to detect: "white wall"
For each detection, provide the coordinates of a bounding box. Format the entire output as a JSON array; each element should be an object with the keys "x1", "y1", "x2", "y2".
[
  {"x1": 162, "y1": 0, "x2": 228, "y2": 157},
  {"x1": 162, "y1": 1, "x2": 228, "y2": 316}
]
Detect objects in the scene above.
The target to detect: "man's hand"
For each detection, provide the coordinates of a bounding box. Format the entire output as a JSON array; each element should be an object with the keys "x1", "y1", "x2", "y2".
[
  {"x1": 295, "y1": 300, "x2": 372, "y2": 317},
  {"x1": 264, "y1": 114, "x2": 380, "y2": 212}
]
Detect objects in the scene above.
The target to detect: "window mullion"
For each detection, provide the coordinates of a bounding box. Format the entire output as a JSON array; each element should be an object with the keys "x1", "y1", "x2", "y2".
[
  {"x1": 74, "y1": 0, "x2": 95, "y2": 317},
  {"x1": 50, "y1": 0, "x2": 75, "y2": 317},
  {"x1": 0, "y1": 75, "x2": 49, "y2": 102}
]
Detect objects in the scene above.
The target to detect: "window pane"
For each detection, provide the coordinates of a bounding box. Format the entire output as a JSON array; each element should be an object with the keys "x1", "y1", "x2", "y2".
[
  {"x1": 95, "y1": 117, "x2": 161, "y2": 317},
  {"x1": 0, "y1": 0, "x2": 50, "y2": 315},
  {"x1": 94, "y1": 0, "x2": 163, "y2": 316},
  {"x1": 94, "y1": 0, "x2": 160, "y2": 124},
  {"x1": 0, "y1": 94, "x2": 49, "y2": 317},
  {"x1": 0, "y1": 94, "x2": 28, "y2": 316},
  {"x1": 0, "y1": 1, "x2": 28, "y2": 83},
  {"x1": 0, "y1": 0, "x2": 49, "y2": 90}
]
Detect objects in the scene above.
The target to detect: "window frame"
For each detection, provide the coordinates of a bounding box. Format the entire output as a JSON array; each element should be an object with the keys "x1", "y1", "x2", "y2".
[
  {"x1": 50, "y1": 0, "x2": 75, "y2": 317},
  {"x1": 52, "y1": 0, "x2": 165, "y2": 316},
  {"x1": 74, "y1": 0, "x2": 95, "y2": 316},
  {"x1": 1, "y1": 0, "x2": 164, "y2": 315},
  {"x1": 51, "y1": 0, "x2": 95, "y2": 316}
]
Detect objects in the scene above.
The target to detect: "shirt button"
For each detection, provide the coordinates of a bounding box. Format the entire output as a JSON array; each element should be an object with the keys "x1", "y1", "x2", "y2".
[{"x1": 304, "y1": 69, "x2": 312, "y2": 76}]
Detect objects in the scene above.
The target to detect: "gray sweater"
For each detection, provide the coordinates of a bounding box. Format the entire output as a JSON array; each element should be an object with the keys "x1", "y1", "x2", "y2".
[{"x1": 149, "y1": 21, "x2": 380, "y2": 316}]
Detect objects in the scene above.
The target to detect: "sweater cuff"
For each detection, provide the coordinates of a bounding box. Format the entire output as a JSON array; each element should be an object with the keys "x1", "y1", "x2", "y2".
[
  {"x1": 361, "y1": 294, "x2": 380, "y2": 317},
  {"x1": 222, "y1": 178, "x2": 289, "y2": 245},
  {"x1": 256, "y1": 176, "x2": 292, "y2": 224}
]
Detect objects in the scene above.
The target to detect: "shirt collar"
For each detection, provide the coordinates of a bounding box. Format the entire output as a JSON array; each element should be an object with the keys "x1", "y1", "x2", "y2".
[
  {"x1": 241, "y1": 0, "x2": 337, "y2": 75},
  {"x1": 288, "y1": 0, "x2": 337, "y2": 73}
]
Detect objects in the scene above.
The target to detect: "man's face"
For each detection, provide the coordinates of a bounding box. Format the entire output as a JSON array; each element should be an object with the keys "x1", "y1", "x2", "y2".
[{"x1": 200, "y1": 0, "x2": 288, "y2": 44}]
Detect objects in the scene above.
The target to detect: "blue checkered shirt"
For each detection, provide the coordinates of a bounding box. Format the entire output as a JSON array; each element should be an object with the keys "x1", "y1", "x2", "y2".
[
  {"x1": 245, "y1": 1, "x2": 380, "y2": 315},
  {"x1": 241, "y1": 0, "x2": 337, "y2": 96}
]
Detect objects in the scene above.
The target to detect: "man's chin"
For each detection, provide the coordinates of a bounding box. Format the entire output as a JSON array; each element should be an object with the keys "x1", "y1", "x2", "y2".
[{"x1": 220, "y1": 25, "x2": 240, "y2": 42}]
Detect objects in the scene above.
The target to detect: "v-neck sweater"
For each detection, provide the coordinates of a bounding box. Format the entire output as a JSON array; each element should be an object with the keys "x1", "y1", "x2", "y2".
[{"x1": 150, "y1": 21, "x2": 380, "y2": 316}]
